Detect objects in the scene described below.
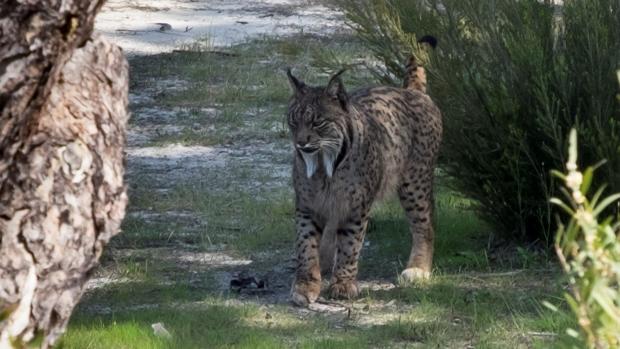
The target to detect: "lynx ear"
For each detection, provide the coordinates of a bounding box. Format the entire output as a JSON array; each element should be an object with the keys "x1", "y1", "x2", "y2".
[
  {"x1": 325, "y1": 69, "x2": 348, "y2": 111},
  {"x1": 287, "y1": 68, "x2": 306, "y2": 94}
]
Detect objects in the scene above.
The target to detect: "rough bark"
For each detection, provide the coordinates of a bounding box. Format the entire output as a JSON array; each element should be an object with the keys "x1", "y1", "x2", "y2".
[{"x1": 0, "y1": 1, "x2": 128, "y2": 347}]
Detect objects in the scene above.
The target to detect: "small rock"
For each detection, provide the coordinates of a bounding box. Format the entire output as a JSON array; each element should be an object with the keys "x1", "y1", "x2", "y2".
[
  {"x1": 151, "y1": 322, "x2": 171, "y2": 339},
  {"x1": 154, "y1": 22, "x2": 172, "y2": 32}
]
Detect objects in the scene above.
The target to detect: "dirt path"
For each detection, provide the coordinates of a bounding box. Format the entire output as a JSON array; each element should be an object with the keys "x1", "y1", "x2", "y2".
[{"x1": 96, "y1": 0, "x2": 344, "y2": 55}]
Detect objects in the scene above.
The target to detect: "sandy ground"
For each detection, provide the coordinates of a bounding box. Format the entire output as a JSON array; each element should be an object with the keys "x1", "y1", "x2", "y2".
[{"x1": 96, "y1": 0, "x2": 344, "y2": 55}]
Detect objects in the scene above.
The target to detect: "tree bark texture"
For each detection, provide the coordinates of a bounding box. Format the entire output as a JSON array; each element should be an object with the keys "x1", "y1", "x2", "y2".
[{"x1": 0, "y1": 1, "x2": 128, "y2": 347}]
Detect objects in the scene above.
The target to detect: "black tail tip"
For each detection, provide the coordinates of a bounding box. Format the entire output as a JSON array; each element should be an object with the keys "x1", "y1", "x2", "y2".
[{"x1": 418, "y1": 35, "x2": 438, "y2": 49}]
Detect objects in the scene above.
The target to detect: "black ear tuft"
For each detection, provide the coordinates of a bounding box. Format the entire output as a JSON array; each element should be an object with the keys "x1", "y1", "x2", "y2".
[
  {"x1": 325, "y1": 69, "x2": 349, "y2": 111},
  {"x1": 327, "y1": 69, "x2": 347, "y2": 83},
  {"x1": 418, "y1": 35, "x2": 438, "y2": 49},
  {"x1": 286, "y1": 68, "x2": 305, "y2": 94}
]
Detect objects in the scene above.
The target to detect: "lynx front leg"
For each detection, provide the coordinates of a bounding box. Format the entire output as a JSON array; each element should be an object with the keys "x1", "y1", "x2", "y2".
[
  {"x1": 329, "y1": 218, "x2": 368, "y2": 299},
  {"x1": 291, "y1": 211, "x2": 323, "y2": 307}
]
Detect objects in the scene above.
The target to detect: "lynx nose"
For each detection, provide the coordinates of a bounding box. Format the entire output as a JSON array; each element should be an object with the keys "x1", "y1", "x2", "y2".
[{"x1": 296, "y1": 142, "x2": 318, "y2": 153}]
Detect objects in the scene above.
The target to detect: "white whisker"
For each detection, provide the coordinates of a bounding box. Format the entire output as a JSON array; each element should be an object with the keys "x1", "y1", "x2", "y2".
[
  {"x1": 323, "y1": 150, "x2": 336, "y2": 177},
  {"x1": 320, "y1": 138, "x2": 343, "y2": 178},
  {"x1": 300, "y1": 151, "x2": 319, "y2": 178}
]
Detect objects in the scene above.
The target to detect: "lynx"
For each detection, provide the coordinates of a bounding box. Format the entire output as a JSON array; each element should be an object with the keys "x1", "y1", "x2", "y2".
[{"x1": 287, "y1": 46, "x2": 442, "y2": 306}]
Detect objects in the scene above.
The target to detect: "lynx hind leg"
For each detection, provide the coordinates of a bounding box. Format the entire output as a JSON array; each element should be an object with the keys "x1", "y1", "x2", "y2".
[
  {"x1": 329, "y1": 218, "x2": 368, "y2": 299},
  {"x1": 398, "y1": 166, "x2": 435, "y2": 283},
  {"x1": 291, "y1": 212, "x2": 323, "y2": 307}
]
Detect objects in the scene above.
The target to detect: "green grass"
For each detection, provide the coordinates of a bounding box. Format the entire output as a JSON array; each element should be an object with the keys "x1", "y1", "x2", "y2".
[
  {"x1": 63, "y1": 272, "x2": 573, "y2": 348},
  {"x1": 61, "y1": 34, "x2": 576, "y2": 348},
  {"x1": 117, "y1": 184, "x2": 295, "y2": 256},
  {"x1": 63, "y1": 273, "x2": 574, "y2": 348}
]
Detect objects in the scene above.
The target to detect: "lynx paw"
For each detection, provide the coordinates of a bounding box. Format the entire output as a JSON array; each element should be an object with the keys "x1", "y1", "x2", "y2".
[
  {"x1": 328, "y1": 280, "x2": 359, "y2": 300},
  {"x1": 290, "y1": 281, "x2": 321, "y2": 307},
  {"x1": 399, "y1": 268, "x2": 431, "y2": 285}
]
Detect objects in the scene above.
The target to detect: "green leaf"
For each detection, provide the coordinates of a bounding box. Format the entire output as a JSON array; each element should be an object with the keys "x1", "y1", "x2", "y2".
[
  {"x1": 551, "y1": 169, "x2": 567, "y2": 180},
  {"x1": 563, "y1": 221, "x2": 580, "y2": 249},
  {"x1": 565, "y1": 294, "x2": 580, "y2": 316},
  {"x1": 590, "y1": 185, "x2": 608, "y2": 207},
  {"x1": 542, "y1": 300, "x2": 559, "y2": 312},
  {"x1": 566, "y1": 328, "x2": 580, "y2": 338},
  {"x1": 593, "y1": 193, "x2": 620, "y2": 216},
  {"x1": 550, "y1": 198, "x2": 575, "y2": 215},
  {"x1": 580, "y1": 167, "x2": 594, "y2": 195},
  {"x1": 590, "y1": 159, "x2": 608, "y2": 172},
  {"x1": 591, "y1": 285, "x2": 620, "y2": 324}
]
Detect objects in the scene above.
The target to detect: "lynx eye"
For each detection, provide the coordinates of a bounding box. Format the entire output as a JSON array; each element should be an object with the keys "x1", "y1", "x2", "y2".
[{"x1": 313, "y1": 120, "x2": 326, "y2": 128}]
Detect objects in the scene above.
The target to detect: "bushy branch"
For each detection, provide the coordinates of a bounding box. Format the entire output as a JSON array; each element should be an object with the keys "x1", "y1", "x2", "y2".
[
  {"x1": 335, "y1": 0, "x2": 620, "y2": 242},
  {"x1": 551, "y1": 128, "x2": 620, "y2": 348}
]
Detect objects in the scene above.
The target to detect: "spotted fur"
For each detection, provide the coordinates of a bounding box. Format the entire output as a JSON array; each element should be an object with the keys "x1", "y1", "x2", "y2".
[{"x1": 286, "y1": 59, "x2": 442, "y2": 306}]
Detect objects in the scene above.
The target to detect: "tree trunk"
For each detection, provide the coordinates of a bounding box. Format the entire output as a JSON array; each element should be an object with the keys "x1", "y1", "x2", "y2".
[{"x1": 0, "y1": 1, "x2": 128, "y2": 347}]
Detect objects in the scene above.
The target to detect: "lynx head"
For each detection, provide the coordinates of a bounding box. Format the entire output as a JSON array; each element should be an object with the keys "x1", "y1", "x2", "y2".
[{"x1": 286, "y1": 69, "x2": 350, "y2": 179}]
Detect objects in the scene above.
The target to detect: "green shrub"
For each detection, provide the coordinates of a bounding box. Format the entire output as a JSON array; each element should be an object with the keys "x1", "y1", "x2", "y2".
[
  {"x1": 550, "y1": 128, "x2": 620, "y2": 348},
  {"x1": 334, "y1": 0, "x2": 620, "y2": 242}
]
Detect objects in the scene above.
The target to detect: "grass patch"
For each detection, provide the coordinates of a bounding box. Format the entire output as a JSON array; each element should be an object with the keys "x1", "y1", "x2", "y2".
[
  {"x1": 64, "y1": 274, "x2": 573, "y2": 348},
  {"x1": 118, "y1": 183, "x2": 295, "y2": 256},
  {"x1": 362, "y1": 275, "x2": 573, "y2": 348},
  {"x1": 63, "y1": 300, "x2": 381, "y2": 349}
]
